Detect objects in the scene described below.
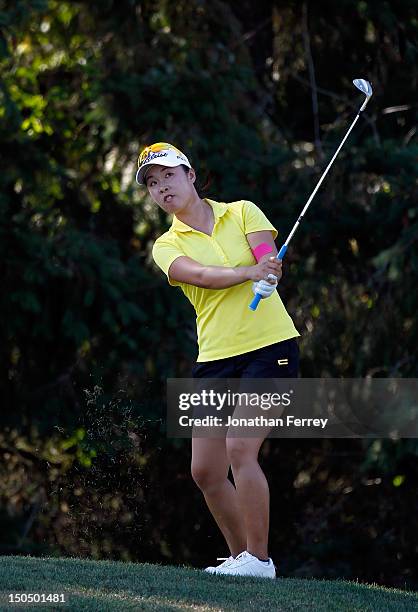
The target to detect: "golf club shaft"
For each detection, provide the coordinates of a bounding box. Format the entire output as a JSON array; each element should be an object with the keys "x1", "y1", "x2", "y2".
[{"x1": 249, "y1": 100, "x2": 370, "y2": 311}]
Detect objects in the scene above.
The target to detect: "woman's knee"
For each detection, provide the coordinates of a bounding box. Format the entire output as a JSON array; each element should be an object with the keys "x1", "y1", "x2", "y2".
[
  {"x1": 191, "y1": 462, "x2": 227, "y2": 492},
  {"x1": 226, "y1": 438, "x2": 259, "y2": 468},
  {"x1": 191, "y1": 438, "x2": 229, "y2": 492},
  {"x1": 191, "y1": 459, "x2": 229, "y2": 491}
]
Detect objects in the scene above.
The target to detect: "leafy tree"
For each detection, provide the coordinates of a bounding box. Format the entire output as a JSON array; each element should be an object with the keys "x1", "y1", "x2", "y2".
[{"x1": 0, "y1": 0, "x2": 417, "y2": 587}]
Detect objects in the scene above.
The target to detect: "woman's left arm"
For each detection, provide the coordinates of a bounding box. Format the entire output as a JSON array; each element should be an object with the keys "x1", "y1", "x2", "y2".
[{"x1": 246, "y1": 230, "x2": 282, "y2": 282}]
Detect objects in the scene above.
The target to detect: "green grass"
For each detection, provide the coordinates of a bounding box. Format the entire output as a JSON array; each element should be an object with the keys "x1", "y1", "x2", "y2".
[{"x1": 0, "y1": 556, "x2": 417, "y2": 611}]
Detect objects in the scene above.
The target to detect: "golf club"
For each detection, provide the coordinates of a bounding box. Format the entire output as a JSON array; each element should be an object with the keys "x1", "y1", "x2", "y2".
[{"x1": 249, "y1": 78, "x2": 373, "y2": 311}]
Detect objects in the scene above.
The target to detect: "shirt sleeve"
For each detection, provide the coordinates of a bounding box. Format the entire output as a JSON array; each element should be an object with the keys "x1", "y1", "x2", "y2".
[
  {"x1": 152, "y1": 237, "x2": 184, "y2": 287},
  {"x1": 241, "y1": 200, "x2": 278, "y2": 240}
]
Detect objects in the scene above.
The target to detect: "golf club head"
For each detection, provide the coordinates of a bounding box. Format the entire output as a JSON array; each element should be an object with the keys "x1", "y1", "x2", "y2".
[{"x1": 353, "y1": 78, "x2": 373, "y2": 98}]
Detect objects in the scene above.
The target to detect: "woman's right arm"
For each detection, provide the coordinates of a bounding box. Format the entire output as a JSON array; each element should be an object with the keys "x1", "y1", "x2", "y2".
[{"x1": 168, "y1": 256, "x2": 282, "y2": 289}]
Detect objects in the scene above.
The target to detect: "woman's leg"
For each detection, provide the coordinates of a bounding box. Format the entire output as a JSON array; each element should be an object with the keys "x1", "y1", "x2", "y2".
[
  {"x1": 191, "y1": 437, "x2": 247, "y2": 557},
  {"x1": 226, "y1": 435, "x2": 270, "y2": 560},
  {"x1": 227, "y1": 339, "x2": 299, "y2": 559}
]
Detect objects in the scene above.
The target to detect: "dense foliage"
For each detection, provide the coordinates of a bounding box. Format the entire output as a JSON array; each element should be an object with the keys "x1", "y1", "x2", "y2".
[{"x1": 1, "y1": 0, "x2": 417, "y2": 588}]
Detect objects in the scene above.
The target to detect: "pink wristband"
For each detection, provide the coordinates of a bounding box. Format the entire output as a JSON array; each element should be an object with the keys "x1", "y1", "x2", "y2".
[{"x1": 252, "y1": 243, "x2": 273, "y2": 262}]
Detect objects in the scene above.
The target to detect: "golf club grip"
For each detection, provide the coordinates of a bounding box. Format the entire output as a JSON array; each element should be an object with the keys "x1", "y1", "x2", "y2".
[{"x1": 248, "y1": 244, "x2": 288, "y2": 311}]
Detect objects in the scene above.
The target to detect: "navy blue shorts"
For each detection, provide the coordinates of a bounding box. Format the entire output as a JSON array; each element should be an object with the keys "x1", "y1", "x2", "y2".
[{"x1": 192, "y1": 338, "x2": 299, "y2": 379}]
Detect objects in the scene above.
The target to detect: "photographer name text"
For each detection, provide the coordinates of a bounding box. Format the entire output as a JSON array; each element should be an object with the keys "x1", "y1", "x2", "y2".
[{"x1": 179, "y1": 415, "x2": 328, "y2": 428}]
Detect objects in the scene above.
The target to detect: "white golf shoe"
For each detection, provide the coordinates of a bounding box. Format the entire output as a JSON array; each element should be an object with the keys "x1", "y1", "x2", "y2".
[
  {"x1": 211, "y1": 551, "x2": 276, "y2": 578},
  {"x1": 204, "y1": 555, "x2": 235, "y2": 574}
]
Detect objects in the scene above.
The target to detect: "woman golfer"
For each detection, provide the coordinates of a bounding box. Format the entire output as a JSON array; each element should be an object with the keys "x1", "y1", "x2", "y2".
[{"x1": 136, "y1": 143, "x2": 299, "y2": 578}]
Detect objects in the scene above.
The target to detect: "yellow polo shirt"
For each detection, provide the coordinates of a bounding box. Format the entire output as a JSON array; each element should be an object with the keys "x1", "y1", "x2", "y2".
[{"x1": 152, "y1": 198, "x2": 300, "y2": 362}]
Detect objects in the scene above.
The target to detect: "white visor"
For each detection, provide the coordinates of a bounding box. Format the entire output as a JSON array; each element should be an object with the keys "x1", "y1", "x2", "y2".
[{"x1": 136, "y1": 148, "x2": 191, "y2": 185}]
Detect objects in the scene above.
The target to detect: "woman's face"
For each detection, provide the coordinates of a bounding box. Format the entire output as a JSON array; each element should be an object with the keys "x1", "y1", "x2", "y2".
[{"x1": 145, "y1": 165, "x2": 196, "y2": 213}]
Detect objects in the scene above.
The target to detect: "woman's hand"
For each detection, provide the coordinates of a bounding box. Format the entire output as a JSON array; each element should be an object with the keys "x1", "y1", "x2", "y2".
[
  {"x1": 246, "y1": 256, "x2": 283, "y2": 283},
  {"x1": 252, "y1": 277, "x2": 278, "y2": 299}
]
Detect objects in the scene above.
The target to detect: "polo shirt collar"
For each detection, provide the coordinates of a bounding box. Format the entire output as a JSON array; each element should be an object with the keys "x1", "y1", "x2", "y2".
[{"x1": 171, "y1": 198, "x2": 228, "y2": 233}]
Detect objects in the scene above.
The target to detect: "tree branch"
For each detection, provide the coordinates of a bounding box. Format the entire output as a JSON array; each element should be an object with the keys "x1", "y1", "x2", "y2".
[
  {"x1": 292, "y1": 73, "x2": 381, "y2": 146},
  {"x1": 302, "y1": 3, "x2": 324, "y2": 159}
]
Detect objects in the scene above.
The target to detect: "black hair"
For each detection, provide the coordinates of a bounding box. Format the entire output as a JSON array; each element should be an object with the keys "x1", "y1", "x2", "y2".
[{"x1": 181, "y1": 164, "x2": 212, "y2": 197}]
